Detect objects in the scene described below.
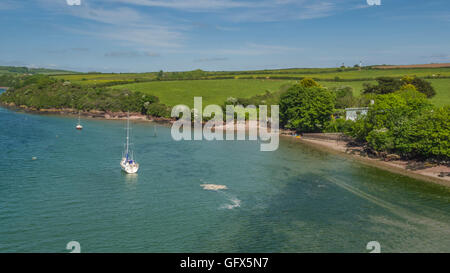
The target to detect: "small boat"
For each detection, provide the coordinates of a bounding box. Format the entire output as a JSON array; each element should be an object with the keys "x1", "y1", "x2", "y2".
[
  {"x1": 120, "y1": 112, "x2": 139, "y2": 174},
  {"x1": 76, "y1": 112, "x2": 83, "y2": 130}
]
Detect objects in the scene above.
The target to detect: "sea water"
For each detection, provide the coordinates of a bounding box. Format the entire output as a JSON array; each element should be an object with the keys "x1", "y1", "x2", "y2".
[{"x1": 0, "y1": 107, "x2": 449, "y2": 252}]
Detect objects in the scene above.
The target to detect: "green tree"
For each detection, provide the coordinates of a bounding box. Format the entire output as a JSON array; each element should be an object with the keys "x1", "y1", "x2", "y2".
[
  {"x1": 363, "y1": 77, "x2": 402, "y2": 95},
  {"x1": 363, "y1": 76, "x2": 435, "y2": 98},
  {"x1": 349, "y1": 89, "x2": 449, "y2": 160},
  {"x1": 401, "y1": 76, "x2": 436, "y2": 98},
  {"x1": 280, "y1": 84, "x2": 335, "y2": 132},
  {"x1": 157, "y1": 70, "x2": 164, "y2": 80},
  {"x1": 333, "y1": 86, "x2": 355, "y2": 109},
  {"x1": 394, "y1": 106, "x2": 449, "y2": 159},
  {"x1": 299, "y1": 78, "x2": 320, "y2": 88}
]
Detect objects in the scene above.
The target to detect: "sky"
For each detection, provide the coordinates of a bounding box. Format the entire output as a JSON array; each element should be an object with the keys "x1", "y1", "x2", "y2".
[{"x1": 0, "y1": 0, "x2": 449, "y2": 72}]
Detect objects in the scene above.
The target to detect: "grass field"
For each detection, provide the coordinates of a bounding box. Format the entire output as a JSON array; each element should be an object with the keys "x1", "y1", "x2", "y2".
[
  {"x1": 320, "y1": 81, "x2": 376, "y2": 96},
  {"x1": 53, "y1": 67, "x2": 450, "y2": 84},
  {"x1": 231, "y1": 68, "x2": 450, "y2": 80},
  {"x1": 112, "y1": 78, "x2": 450, "y2": 107},
  {"x1": 112, "y1": 79, "x2": 295, "y2": 107},
  {"x1": 52, "y1": 73, "x2": 157, "y2": 85},
  {"x1": 427, "y1": 79, "x2": 450, "y2": 107},
  {"x1": 50, "y1": 66, "x2": 450, "y2": 107}
]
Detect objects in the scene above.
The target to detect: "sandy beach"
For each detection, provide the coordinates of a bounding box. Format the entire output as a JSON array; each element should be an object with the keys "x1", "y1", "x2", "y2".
[{"x1": 284, "y1": 134, "x2": 450, "y2": 187}]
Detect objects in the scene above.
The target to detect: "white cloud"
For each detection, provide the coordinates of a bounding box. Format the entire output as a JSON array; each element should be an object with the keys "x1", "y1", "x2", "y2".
[
  {"x1": 108, "y1": 0, "x2": 255, "y2": 11},
  {"x1": 38, "y1": 0, "x2": 185, "y2": 49},
  {"x1": 66, "y1": 0, "x2": 81, "y2": 6},
  {"x1": 104, "y1": 51, "x2": 160, "y2": 57},
  {"x1": 100, "y1": 0, "x2": 348, "y2": 21}
]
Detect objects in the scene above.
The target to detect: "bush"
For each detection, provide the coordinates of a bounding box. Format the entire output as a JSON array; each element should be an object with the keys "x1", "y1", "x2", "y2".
[
  {"x1": 332, "y1": 86, "x2": 354, "y2": 109},
  {"x1": 324, "y1": 117, "x2": 354, "y2": 133},
  {"x1": 144, "y1": 103, "x2": 170, "y2": 118},
  {"x1": 392, "y1": 106, "x2": 450, "y2": 159}
]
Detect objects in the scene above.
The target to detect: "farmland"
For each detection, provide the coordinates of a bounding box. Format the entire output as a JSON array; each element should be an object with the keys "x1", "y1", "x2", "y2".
[
  {"x1": 52, "y1": 72, "x2": 157, "y2": 85},
  {"x1": 52, "y1": 67, "x2": 450, "y2": 85},
  {"x1": 1, "y1": 65, "x2": 446, "y2": 107},
  {"x1": 112, "y1": 79, "x2": 296, "y2": 107},
  {"x1": 110, "y1": 77, "x2": 450, "y2": 107}
]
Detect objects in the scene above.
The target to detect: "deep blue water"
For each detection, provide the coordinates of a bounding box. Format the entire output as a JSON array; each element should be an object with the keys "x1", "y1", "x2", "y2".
[{"x1": 0, "y1": 107, "x2": 449, "y2": 253}]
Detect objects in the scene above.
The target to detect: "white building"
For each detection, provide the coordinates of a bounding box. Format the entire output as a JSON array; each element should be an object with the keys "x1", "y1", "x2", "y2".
[{"x1": 345, "y1": 107, "x2": 369, "y2": 121}]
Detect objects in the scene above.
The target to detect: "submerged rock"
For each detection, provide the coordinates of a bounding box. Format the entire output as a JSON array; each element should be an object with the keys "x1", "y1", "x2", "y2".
[{"x1": 200, "y1": 184, "x2": 228, "y2": 191}]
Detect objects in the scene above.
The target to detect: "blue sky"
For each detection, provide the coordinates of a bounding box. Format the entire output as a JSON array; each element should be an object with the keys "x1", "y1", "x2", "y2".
[{"x1": 0, "y1": 0, "x2": 449, "y2": 72}]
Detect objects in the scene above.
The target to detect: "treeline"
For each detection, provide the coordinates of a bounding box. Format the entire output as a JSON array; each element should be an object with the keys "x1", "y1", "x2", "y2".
[
  {"x1": 0, "y1": 66, "x2": 74, "y2": 75},
  {"x1": 0, "y1": 75, "x2": 170, "y2": 117},
  {"x1": 151, "y1": 67, "x2": 366, "y2": 81}
]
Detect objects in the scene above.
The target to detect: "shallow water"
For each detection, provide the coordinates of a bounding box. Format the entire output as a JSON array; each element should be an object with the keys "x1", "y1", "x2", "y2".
[{"x1": 0, "y1": 107, "x2": 449, "y2": 252}]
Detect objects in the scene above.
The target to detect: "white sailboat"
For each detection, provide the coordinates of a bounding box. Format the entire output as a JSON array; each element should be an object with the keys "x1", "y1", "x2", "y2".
[
  {"x1": 76, "y1": 112, "x2": 83, "y2": 130},
  {"x1": 120, "y1": 113, "x2": 139, "y2": 174}
]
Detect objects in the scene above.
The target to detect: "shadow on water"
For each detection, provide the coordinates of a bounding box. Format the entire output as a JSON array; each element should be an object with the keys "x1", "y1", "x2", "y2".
[{"x1": 219, "y1": 168, "x2": 450, "y2": 253}]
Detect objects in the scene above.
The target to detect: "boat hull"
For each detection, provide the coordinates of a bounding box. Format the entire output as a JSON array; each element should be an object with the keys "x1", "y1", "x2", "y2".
[{"x1": 120, "y1": 158, "x2": 139, "y2": 174}]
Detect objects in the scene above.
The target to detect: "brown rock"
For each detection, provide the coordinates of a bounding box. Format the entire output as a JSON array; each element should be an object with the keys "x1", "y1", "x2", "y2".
[{"x1": 385, "y1": 154, "x2": 401, "y2": 161}]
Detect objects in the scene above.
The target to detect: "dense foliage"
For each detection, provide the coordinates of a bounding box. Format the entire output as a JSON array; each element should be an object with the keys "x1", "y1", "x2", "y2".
[
  {"x1": 0, "y1": 65, "x2": 74, "y2": 75},
  {"x1": 329, "y1": 85, "x2": 373, "y2": 109},
  {"x1": 0, "y1": 75, "x2": 170, "y2": 117},
  {"x1": 279, "y1": 83, "x2": 335, "y2": 132},
  {"x1": 363, "y1": 76, "x2": 436, "y2": 98},
  {"x1": 350, "y1": 89, "x2": 449, "y2": 160}
]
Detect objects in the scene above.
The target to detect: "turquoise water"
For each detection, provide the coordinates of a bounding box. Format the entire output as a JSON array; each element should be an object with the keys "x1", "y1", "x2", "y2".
[{"x1": 0, "y1": 107, "x2": 449, "y2": 253}]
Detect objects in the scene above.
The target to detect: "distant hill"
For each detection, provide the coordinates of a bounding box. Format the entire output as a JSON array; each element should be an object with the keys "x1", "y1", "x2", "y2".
[
  {"x1": 0, "y1": 66, "x2": 78, "y2": 75},
  {"x1": 373, "y1": 63, "x2": 450, "y2": 69}
]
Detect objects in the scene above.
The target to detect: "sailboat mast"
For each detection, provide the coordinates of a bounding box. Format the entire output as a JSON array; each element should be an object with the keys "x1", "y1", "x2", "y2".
[{"x1": 126, "y1": 112, "x2": 130, "y2": 156}]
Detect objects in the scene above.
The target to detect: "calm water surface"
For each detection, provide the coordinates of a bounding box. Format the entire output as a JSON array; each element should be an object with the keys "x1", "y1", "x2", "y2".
[{"x1": 0, "y1": 107, "x2": 449, "y2": 252}]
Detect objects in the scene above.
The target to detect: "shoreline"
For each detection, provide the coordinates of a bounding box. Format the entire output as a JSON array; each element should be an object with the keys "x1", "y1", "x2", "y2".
[
  {"x1": 0, "y1": 103, "x2": 176, "y2": 124},
  {"x1": 2, "y1": 102, "x2": 449, "y2": 187},
  {"x1": 283, "y1": 135, "x2": 450, "y2": 188}
]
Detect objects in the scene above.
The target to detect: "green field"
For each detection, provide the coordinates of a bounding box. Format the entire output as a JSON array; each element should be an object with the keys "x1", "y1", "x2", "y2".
[
  {"x1": 113, "y1": 79, "x2": 296, "y2": 107},
  {"x1": 320, "y1": 81, "x2": 375, "y2": 96},
  {"x1": 52, "y1": 67, "x2": 450, "y2": 85},
  {"x1": 47, "y1": 66, "x2": 450, "y2": 107},
  {"x1": 52, "y1": 73, "x2": 157, "y2": 85},
  {"x1": 231, "y1": 68, "x2": 450, "y2": 80},
  {"x1": 427, "y1": 79, "x2": 450, "y2": 107},
  {"x1": 112, "y1": 78, "x2": 450, "y2": 107}
]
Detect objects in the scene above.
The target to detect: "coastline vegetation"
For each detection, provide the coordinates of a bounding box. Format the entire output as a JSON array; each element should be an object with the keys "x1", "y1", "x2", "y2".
[{"x1": 0, "y1": 74, "x2": 170, "y2": 117}]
